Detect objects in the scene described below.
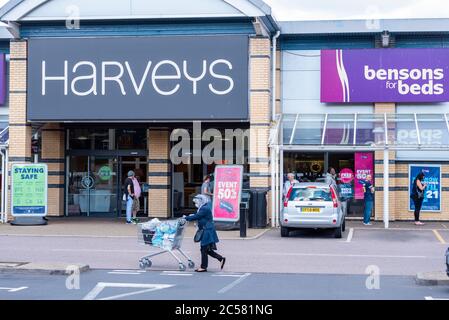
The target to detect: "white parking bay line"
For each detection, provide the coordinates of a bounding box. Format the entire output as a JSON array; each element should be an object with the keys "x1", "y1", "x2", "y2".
[
  {"x1": 161, "y1": 271, "x2": 193, "y2": 276},
  {"x1": 52, "y1": 249, "x2": 149, "y2": 253},
  {"x1": 0, "y1": 286, "x2": 28, "y2": 292},
  {"x1": 262, "y1": 252, "x2": 432, "y2": 259},
  {"x1": 83, "y1": 282, "x2": 173, "y2": 300},
  {"x1": 108, "y1": 272, "x2": 142, "y2": 275},
  {"x1": 218, "y1": 273, "x2": 251, "y2": 294},
  {"x1": 346, "y1": 228, "x2": 354, "y2": 243},
  {"x1": 425, "y1": 296, "x2": 449, "y2": 300},
  {"x1": 212, "y1": 274, "x2": 245, "y2": 277}
]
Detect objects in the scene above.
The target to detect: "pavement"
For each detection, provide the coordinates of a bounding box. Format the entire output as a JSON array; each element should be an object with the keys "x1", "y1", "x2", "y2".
[
  {"x1": 0, "y1": 217, "x2": 448, "y2": 296},
  {"x1": 0, "y1": 216, "x2": 269, "y2": 239}
]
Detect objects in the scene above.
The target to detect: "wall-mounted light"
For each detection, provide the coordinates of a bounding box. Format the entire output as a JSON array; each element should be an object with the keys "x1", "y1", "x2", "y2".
[{"x1": 381, "y1": 30, "x2": 390, "y2": 48}]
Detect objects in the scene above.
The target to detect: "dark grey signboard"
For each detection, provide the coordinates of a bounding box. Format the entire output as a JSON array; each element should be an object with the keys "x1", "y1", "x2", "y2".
[{"x1": 27, "y1": 36, "x2": 249, "y2": 121}]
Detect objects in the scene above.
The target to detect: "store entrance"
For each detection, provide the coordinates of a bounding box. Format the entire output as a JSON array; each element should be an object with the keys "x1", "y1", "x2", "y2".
[
  {"x1": 283, "y1": 151, "x2": 374, "y2": 217},
  {"x1": 67, "y1": 155, "x2": 147, "y2": 217}
]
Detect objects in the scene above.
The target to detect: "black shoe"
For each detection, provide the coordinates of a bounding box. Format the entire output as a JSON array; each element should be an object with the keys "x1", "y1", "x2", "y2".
[
  {"x1": 195, "y1": 268, "x2": 207, "y2": 272},
  {"x1": 220, "y1": 257, "x2": 226, "y2": 270}
]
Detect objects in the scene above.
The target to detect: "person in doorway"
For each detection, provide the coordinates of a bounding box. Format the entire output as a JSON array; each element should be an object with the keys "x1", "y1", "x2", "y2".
[
  {"x1": 131, "y1": 174, "x2": 142, "y2": 224},
  {"x1": 325, "y1": 167, "x2": 338, "y2": 189},
  {"x1": 360, "y1": 174, "x2": 375, "y2": 226},
  {"x1": 201, "y1": 175, "x2": 213, "y2": 200},
  {"x1": 123, "y1": 170, "x2": 135, "y2": 224},
  {"x1": 184, "y1": 194, "x2": 225, "y2": 272},
  {"x1": 283, "y1": 173, "x2": 299, "y2": 199},
  {"x1": 410, "y1": 172, "x2": 427, "y2": 226}
]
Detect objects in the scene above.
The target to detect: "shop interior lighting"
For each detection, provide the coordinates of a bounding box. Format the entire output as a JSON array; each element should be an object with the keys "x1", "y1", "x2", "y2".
[{"x1": 381, "y1": 31, "x2": 390, "y2": 47}]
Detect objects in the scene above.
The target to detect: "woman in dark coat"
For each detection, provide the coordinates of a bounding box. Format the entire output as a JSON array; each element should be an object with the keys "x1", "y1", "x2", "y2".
[
  {"x1": 411, "y1": 172, "x2": 427, "y2": 225},
  {"x1": 185, "y1": 194, "x2": 226, "y2": 272}
]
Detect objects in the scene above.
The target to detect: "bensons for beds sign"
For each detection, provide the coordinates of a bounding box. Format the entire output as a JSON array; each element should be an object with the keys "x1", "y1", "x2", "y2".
[
  {"x1": 321, "y1": 48, "x2": 449, "y2": 103},
  {"x1": 27, "y1": 36, "x2": 249, "y2": 121}
]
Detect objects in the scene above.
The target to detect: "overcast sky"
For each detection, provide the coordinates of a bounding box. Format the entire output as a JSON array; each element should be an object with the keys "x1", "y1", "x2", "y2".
[
  {"x1": 0, "y1": 0, "x2": 448, "y2": 21},
  {"x1": 264, "y1": 0, "x2": 449, "y2": 21}
]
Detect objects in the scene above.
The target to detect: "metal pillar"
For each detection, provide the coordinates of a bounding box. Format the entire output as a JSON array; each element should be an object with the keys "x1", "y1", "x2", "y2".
[
  {"x1": 270, "y1": 146, "x2": 276, "y2": 228},
  {"x1": 383, "y1": 148, "x2": 389, "y2": 229},
  {"x1": 278, "y1": 148, "x2": 283, "y2": 228},
  {"x1": 0, "y1": 148, "x2": 4, "y2": 223}
]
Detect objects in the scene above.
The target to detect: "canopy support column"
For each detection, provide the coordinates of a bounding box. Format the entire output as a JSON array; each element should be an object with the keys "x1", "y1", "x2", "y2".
[{"x1": 383, "y1": 148, "x2": 389, "y2": 229}]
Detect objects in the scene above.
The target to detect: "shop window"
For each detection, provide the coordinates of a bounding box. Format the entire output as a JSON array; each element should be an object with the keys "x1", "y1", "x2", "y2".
[
  {"x1": 69, "y1": 129, "x2": 112, "y2": 150},
  {"x1": 116, "y1": 129, "x2": 147, "y2": 150}
]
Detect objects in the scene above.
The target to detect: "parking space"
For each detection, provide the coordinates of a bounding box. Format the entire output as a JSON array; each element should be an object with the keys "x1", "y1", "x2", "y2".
[
  {"x1": 436, "y1": 230, "x2": 449, "y2": 244},
  {"x1": 350, "y1": 228, "x2": 439, "y2": 244}
]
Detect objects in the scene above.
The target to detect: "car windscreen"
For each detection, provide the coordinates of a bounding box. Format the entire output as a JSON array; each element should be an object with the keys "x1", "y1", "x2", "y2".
[{"x1": 289, "y1": 187, "x2": 332, "y2": 202}]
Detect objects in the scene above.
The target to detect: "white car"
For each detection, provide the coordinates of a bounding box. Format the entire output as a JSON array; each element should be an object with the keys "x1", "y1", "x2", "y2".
[{"x1": 280, "y1": 183, "x2": 346, "y2": 238}]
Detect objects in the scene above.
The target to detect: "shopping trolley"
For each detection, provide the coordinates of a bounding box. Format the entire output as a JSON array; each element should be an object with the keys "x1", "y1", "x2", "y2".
[{"x1": 137, "y1": 218, "x2": 195, "y2": 271}]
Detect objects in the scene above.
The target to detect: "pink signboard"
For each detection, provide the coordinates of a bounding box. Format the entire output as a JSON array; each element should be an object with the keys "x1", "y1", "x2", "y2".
[
  {"x1": 212, "y1": 165, "x2": 243, "y2": 222},
  {"x1": 339, "y1": 168, "x2": 354, "y2": 184},
  {"x1": 355, "y1": 152, "x2": 374, "y2": 200}
]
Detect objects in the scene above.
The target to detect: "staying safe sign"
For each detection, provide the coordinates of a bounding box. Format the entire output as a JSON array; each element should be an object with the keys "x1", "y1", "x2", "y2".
[{"x1": 11, "y1": 164, "x2": 48, "y2": 216}]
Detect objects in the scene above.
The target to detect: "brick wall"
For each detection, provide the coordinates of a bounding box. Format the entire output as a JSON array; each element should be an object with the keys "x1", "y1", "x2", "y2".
[
  {"x1": 373, "y1": 103, "x2": 396, "y2": 221},
  {"x1": 7, "y1": 40, "x2": 32, "y2": 219},
  {"x1": 41, "y1": 124, "x2": 65, "y2": 216},
  {"x1": 248, "y1": 37, "x2": 273, "y2": 225},
  {"x1": 148, "y1": 130, "x2": 171, "y2": 218}
]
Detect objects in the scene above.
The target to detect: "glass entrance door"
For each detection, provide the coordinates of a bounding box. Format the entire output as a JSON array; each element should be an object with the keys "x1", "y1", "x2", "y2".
[
  {"x1": 67, "y1": 156, "x2": 119, "y2": 217},
  {"x1": 90, "y1": 156, "x2": 119, "y2": 217}
]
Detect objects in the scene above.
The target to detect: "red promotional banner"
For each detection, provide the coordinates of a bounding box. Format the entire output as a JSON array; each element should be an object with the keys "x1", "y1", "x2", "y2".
[
  {"x1": 355, "y1": 152, "x2": 374, "y2": 200},
  {"x1": 212, "y1": 165, "x2": 243, "y2": 222}
]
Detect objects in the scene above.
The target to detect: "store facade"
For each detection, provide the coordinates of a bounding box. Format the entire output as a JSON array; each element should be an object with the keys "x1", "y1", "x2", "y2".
[
  {"x1": 1, "y1": 0, "x2": 278, "y2": 220},
  {"x1": 3, "y1": 1, "x2": 449, "y2": 226},
  {"x1": 274, "y1": 20, "x2": 449, "y2": 225}
]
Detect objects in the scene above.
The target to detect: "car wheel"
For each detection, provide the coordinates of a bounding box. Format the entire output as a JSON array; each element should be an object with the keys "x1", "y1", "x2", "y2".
[
  {"x1": 334, "y1": 224, "x2": 343, "y2": 238},
  {"x1": 281, "y1": 227, "x2": 290, "y2": 237}
]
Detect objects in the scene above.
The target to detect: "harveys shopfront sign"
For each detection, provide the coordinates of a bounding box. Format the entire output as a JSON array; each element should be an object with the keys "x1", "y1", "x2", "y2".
[{"x1": 27, "y1": 36, "x2": 249, "y2": 121}]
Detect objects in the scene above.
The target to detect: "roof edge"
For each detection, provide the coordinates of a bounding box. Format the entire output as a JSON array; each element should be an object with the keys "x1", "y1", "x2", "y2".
[{"x1": 280, "y1": 18, "x2": 449, "y2": 35}]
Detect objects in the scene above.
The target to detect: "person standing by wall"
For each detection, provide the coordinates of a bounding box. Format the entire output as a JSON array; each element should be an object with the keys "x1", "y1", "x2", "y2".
[
  {"x1": 360, "y1": 174, "x2": 375, "y2": 226},
  {"x1": 411, "y1": 172, "x2": 427, "y2": 226},
  {"x1": 123, "y1": 170, "x2": 135, "y2": 224},
  {"x1": 283, "y1": 173, "x2": 299, "y2": 199},
  {"x1": 131, "y1": 174, "x2": 142, "y2": 224}
]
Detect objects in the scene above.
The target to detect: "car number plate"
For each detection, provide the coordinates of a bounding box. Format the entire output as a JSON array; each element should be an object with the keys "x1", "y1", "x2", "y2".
[{"x1": 300, "y1": 207, "x2": 320, "y2": 213}]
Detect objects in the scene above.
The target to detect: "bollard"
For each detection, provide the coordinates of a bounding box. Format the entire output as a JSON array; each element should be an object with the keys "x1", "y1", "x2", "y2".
[{"x1": 240, "y1": 208, "x2": 247, "y2": 238}]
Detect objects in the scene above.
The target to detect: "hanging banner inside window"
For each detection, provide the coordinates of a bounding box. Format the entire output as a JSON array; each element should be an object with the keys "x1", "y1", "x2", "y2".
[
  {"x1": 409, "y1": 164, "x2": 441, "y2": 212},
  {"x1": 354, "y1": 152, "x2": 374, "y2": 200},
  {"x1": 11, "y1": 164, "x2": 48, "y2": 216},
  {"x1": 212, "y1": 165, "x2": 243, "y2": 222},
  {"x1": 339, "y1": 168, "x2": 354, "y2": 200}
]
